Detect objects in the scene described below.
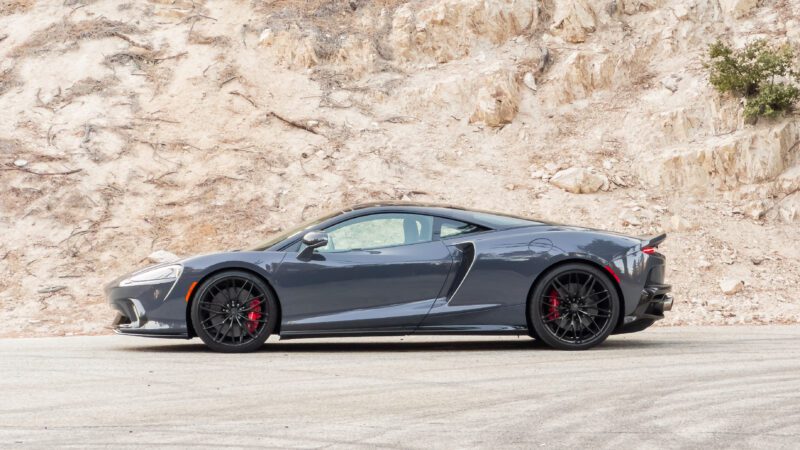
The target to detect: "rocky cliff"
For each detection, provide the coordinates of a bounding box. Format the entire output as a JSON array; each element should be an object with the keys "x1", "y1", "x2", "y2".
[{"x1": 1, "y1": 0, "x2": 799, "y2": 336}]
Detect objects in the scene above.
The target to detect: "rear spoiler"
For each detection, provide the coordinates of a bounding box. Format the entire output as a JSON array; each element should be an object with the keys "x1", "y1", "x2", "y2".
[{"x1": 639, "y1": 233, "x2": 667, "y2": 248}]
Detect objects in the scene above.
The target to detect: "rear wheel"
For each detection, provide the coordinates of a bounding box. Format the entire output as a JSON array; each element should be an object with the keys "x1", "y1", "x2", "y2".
[
  {"x1": 190, "y1": 271, "x2": 278, "y2": 353},
  {"x1": 529, "y1": 263, "x2": 620, "y2": 350}
]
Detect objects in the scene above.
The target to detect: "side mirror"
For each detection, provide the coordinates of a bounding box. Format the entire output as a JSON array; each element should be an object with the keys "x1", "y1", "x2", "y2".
[
  {"x1": 302, "y1": 231, "x2": 328, "y2": 249},
  {"x1": 299, "y1": 231, "x2": 328, "y2": 260}
]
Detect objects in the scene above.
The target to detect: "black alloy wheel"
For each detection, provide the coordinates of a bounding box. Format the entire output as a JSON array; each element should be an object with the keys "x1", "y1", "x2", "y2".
[
  {"x1": 529, "y1": 263, "x2": 620, "y2": 350},
  {"x1": 190, "y1": 271, "x2": 278, "y2": 353}
]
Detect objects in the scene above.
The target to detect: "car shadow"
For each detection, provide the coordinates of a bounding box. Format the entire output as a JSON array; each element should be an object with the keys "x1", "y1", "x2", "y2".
[{"x1": 118, "y1": 336, "x2": 673, "y2": 353}]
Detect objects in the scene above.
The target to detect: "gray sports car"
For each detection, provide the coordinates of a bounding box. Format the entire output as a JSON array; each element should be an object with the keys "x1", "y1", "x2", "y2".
[{"x1": 106, "y1": 202, "x2": 672, "y2": 352}]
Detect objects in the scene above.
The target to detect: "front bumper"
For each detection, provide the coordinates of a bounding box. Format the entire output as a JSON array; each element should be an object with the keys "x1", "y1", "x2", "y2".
[
  {"x1": 105, "y1": 278, "x2": 190, "y2": 338},
  {"x1": 615, "y1": 283, "x2": 673, "y2": 334}
]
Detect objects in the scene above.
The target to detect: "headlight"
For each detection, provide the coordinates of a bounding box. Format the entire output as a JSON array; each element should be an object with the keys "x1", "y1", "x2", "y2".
[{"x1": 120, "y1": 264, "x2": 182, "y2": 286}]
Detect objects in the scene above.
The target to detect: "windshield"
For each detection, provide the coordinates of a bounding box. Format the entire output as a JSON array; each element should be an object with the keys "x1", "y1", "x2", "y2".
[{"x1": 249, "y1": 208, "x2": 343, "y2": 251}]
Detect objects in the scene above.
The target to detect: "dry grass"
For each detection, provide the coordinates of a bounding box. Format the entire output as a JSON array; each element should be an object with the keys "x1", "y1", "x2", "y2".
[
  {"x1": 0, "y1": 0, "x2": 34, "y2": 16},
  {"x1": 187, "y1": 33, "x2": 231, "y2": 46},
  {"x1": 11, "y1": 19, "x2": 144, "y2": 58},
  {"x1": 35, "y1": 77, "x2": 116, "y2": 110},
  {"x1": 254, "y1": 0, "x2": 407, "y2": 62},
  {"x1": 0, "y1": 68, "x2": 17, "y2": 96},
  {"x1": 104, "y1": 46, "x2": 186, "y2": 90}
]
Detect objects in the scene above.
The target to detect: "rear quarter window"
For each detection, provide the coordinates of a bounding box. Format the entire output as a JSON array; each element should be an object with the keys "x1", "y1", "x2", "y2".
[{"x1": 437, "y1": 218, "x2": 487, "y2": 239}]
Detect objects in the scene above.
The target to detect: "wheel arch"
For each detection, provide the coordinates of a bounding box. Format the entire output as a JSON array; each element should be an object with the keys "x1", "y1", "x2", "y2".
[
  {"x1": 185, "y1": 266, "x2": 283, "y2": 339},
  {"x1": 524, "y1": 258, "x2": 626, "y2": 335}
]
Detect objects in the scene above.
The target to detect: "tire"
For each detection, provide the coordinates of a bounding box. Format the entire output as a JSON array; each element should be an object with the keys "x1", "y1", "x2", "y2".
[
  {"x1": 190, "y1": 270, "x2": 279, "y2": 353},
  {"x1": 528, "y1": 263, "x2": 620, "y2": 350}
]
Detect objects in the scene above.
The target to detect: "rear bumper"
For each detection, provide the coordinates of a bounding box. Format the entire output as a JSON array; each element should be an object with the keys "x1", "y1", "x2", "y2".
[{"x1": 614, "y1": 283, "x2": 672, "y2": 334}]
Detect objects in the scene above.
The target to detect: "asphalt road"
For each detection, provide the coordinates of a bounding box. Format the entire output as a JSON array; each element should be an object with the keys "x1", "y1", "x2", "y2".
[{"x1": 1, "y1": 326, "x2": 799, "y2": 449}]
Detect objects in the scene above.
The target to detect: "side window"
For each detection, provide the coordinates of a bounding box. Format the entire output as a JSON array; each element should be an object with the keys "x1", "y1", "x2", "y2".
[
  {"x1": 437, "y1": 219, "x2": 485, "y2": 239},
  {"x1": 317, "y1": 213, "x2": 434, "y2": 252}
]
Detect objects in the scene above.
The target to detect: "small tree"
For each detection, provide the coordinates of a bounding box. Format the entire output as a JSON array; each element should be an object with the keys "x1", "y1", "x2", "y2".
[{"x1": 706, "y1": 40, "x2": 800, "y2": 119}]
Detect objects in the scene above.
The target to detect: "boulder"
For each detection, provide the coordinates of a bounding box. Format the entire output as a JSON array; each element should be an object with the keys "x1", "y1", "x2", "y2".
[
  {"x1": 660, "y1": 74, "x2": 681, "y2": 93},
  {"x1": 550, "y1": 167, "x2": 607, "y2": 194},
  {"x1": 673, "y1": 3, "x2": 690, "y2": 20},
  {"x1": 663, "y1": 215, "x2": 694, "y2": 231},
  {"x1": 777, "y1": 166, "x2": 800, "y2": 193},
  {"x1": 522, "y1": 72, "x2": 537, "y2": 91},
  {"x1": 743, "y1": 199, "x2": 771, "y2": 220},
  {"x1": 776, "y1": 192, "x2": 800, "y2": 222},
  {"x1": 468, "y1": 67, "x2": 521, "y2": 127},
  {"x1": 551, "y1": 0, "x2": 596, "y2": 43},
  {"x1": 258, "y1": 28, "x2": 274, "y2": 45},
  {"x1": 719, "y1": 278, "x2": 744, "y2": 295}
]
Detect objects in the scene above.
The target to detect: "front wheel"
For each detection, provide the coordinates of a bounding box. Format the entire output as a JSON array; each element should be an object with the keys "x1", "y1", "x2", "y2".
[
  {"x1": 190, "y1": 271, "x2": 278, "y2": 353},
  {"x1": 529, "y1": 263, "x2": 620, "y2": 350}
]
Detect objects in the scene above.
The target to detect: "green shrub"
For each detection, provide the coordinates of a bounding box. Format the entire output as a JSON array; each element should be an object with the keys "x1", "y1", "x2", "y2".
[
  {"x1": 706, "y1": 40, "x2": 800, "y2": 119},
  {"x1": 743, "y1": 83, "x2": 800, "y2": 118}
]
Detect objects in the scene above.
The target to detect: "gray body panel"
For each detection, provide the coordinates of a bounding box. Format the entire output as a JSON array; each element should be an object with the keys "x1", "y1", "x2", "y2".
[
  {"x1": 274, "y1": 240, "x2": 453, "y2": 334},
  {"x1": 105, "y1": 204, "x2": 666, "y2": 339}
]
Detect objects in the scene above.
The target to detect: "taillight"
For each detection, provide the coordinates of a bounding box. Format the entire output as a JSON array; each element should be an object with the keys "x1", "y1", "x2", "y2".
[{"x1": 642, "y1": 246, "x2": 656, "y2": 255}]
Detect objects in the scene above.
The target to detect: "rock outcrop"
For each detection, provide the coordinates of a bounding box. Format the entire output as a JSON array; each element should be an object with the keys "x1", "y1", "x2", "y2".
[
  {"x1": 550, "y1": 168, "x2": 608, "y2": 194},
  {"x1": 469, "y1": 67, "x2": 521, "y2": 127},
  {"x1": 646, "y1": 121, "x2": 800, "y2": 194},
  {"x1": 719, "y1": 0, "x2": 759, "y2": 19},
  {"x1": 390, "y1": 0, "x2": 536, "y2": 64},
  {"x1": 551, "y1": 0, "x2": 597, "y2": 43}
]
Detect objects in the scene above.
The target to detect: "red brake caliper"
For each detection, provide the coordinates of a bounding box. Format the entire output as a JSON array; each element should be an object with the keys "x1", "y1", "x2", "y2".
[
  {"x1": 548, "y1": 289, "x2": 560, "y2": 320},
  {"x1": 246, "y1": 298, "x2": 262, "y2": 334}
]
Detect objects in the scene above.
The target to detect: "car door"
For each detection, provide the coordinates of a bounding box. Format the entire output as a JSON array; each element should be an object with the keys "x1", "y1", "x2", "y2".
[{"x1": 274, "y1": 213, "x2": 454, "y2": 334}]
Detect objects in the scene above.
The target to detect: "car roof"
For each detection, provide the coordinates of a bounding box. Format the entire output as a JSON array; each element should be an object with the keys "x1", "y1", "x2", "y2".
[{"x1": 332, "y1": 201, "x2": 549, "y2": 229}]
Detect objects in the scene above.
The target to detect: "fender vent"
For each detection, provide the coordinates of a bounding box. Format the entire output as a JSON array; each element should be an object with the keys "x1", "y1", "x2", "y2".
[{"x1": 446, "y1": 242, "x2": 475, "y2": 299}]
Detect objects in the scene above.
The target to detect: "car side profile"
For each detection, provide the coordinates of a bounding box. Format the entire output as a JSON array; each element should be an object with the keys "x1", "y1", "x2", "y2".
[{"x1": 106, "y1": 202, "x2": 672, "y2": 352}]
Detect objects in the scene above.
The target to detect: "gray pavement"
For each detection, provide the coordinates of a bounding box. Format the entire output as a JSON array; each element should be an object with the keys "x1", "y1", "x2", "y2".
[{"x1": 1, "y1": 326, "x2": 799, "y2": 449}]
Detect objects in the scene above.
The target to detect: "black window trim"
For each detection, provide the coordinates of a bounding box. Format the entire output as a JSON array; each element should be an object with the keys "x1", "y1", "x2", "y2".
[
  {"x1": 278, "y1": 211, "x2": 491, "y2": 252},
  {"x1": 433, "y1": 216, "x2": 489, "y2": 240},
  {"x1": 317, "y1": 212, "x2": 434, "y2": 253}
]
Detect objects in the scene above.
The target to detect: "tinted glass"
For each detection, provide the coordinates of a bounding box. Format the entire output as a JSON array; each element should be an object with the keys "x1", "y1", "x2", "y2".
[
  {"x1": 317, "y1": 213, "x2": 434, "y2": 252},
  {"x1": 439, "y1": 219, "x2": 484, "y2": 238}
]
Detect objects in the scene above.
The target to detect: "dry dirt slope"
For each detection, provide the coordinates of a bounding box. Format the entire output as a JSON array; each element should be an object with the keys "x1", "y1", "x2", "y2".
[{"x1": 0, "y1": 0, "x2": 799, "y2": 337}]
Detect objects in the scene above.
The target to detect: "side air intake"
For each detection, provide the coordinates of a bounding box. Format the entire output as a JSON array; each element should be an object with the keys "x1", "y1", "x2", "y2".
[{"x1": 446, "y1": 242, "x2": 476, "y2": 300}]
